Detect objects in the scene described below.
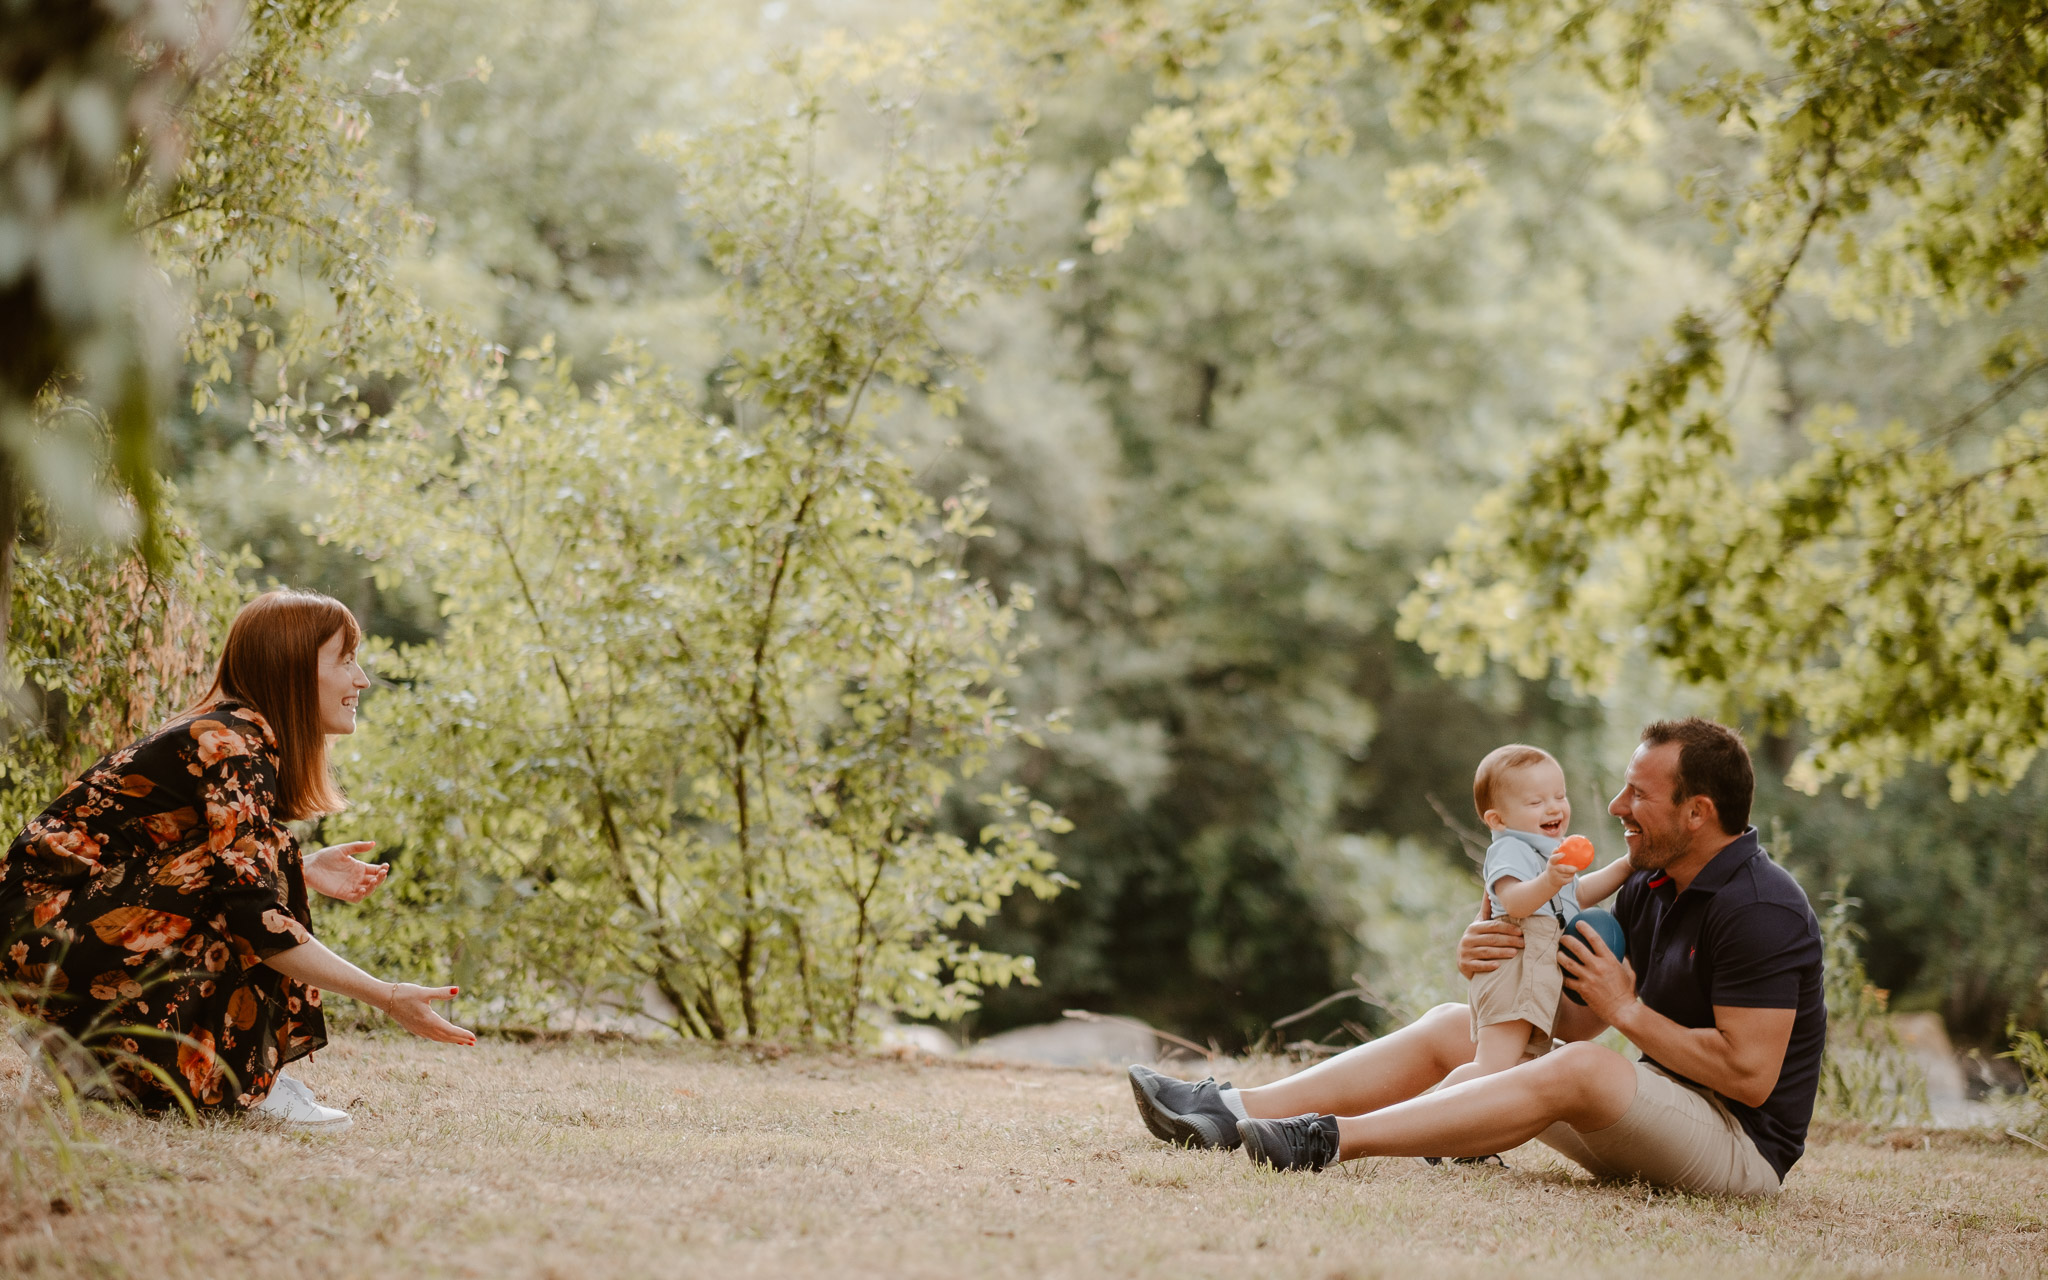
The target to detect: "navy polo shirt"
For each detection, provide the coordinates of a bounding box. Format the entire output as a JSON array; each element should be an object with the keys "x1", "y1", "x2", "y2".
[{"x1": 1611, "y1": 828, "x2": 1827, "y2": 1181}]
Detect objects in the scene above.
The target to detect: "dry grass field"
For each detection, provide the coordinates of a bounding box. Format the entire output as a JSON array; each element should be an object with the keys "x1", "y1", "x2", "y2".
[{"x1": 3, "y1": 1032, "x2": 2044, "y2": 1280}]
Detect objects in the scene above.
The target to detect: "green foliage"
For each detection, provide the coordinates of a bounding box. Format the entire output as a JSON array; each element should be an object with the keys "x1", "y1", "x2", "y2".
[
  {"x1": 2003, "y1": 1020, "x2": 2048, "y2": 1140},
  {"x1": 948, "y1": 34, "x2": 1690, "y2": 1042},
  {"x1": 1768, "y1": 760, "x2": 2048, "y2": 1040},
  {"x1": 337, "y1": 0, "x2": 719, "y2": 371},
  {"x1": 16, "y1": 0, "x2": 2036, "y2": 1056},
  {"x1": 1387, "y1": 0, "x2": 2048, "y2": 800},
  {"x1": 312, "y1": 63, "x2": 1068, "y2": 1042},
  {"x1": 3, "y1": 0, "x2": 434, "y2": 626},
  {"x1": 1813, "y1": 884, "x2": 1929, "y2": 1126},
  {"x1": 1012, "y1": 1, "x2": 2048, "y2": 800},
  {"x1": 0, "y1": 0, "x2": 222, "y2": 592},
  {"x1": 145, "y1": 0, "x2": 466, "y2": 438},
  {"x1": 1342, "y1": 834, "x2": 1474, "y2": 1022},
  {"x1": 2, "y1": 500, "x2": 248, "y2": 837}
]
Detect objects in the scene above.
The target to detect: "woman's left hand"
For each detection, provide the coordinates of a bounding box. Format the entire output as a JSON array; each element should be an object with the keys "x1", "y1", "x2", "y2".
[{"x1": 304, "y1": 841, "x2": 389, "y2": 903}]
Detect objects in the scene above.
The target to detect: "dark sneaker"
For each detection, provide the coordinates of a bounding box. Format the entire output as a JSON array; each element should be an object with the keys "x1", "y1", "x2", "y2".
[
  {"x1": 1127, "y1": 1064, "x2": 1242, "y2": 1149},
  {"x1": 1238, "y1": 1114, "x2": 1342, "y2": 1172},
  {"x1": 1419, "y1": 1153, "x2": 1508, "y2": 1168}
]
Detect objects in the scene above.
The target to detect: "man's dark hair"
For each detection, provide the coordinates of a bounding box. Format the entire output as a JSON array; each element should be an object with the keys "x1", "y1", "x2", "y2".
[{"x1": 1640, "y1": 718, "x2": 1753, "y2": 835}]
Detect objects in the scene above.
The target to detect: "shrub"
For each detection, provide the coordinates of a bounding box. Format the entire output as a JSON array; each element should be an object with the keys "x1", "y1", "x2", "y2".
[
  {"x1": 312, "y1": 59, "x2": 1068, "y2": 1042},
  {"x1": 2003, "y1": 1020, "x2": 2048, "y2": 1141},
  {"x1": 1815, "y1": 886, "x2": 1930, "y2": 1126},
  {"x1": 3, "y1": 503, "x2": 246, "y2": 837}
]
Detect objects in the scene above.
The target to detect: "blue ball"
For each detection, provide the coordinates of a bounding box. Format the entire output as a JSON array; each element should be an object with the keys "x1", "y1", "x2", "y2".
[{"x1": 1561, "y1": 907, "x2": 1625, "y2": 1006}]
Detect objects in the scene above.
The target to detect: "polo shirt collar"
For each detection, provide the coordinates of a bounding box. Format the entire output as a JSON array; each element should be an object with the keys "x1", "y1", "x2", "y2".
[{"x1": 1673, "y1": 825, "x2": 1763, "y2": 895}]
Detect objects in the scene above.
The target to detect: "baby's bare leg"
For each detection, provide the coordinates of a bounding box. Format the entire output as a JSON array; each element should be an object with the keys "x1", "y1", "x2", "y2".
[
  {"x1": 1238, "y1": 1002, "x2": 1477, "y2": 1120},
  {"x1": 1435, "y1": 1020, "x2": 1536, "y2": 1092}
]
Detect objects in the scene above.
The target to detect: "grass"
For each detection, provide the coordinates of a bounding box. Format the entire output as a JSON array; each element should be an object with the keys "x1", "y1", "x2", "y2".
[{"x1": 2, "y1": 1033, "x2": 2045, "y2": 1279}]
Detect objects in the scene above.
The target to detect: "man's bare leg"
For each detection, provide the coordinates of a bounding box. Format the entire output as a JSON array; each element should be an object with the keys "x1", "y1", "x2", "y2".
[
  {"x1": 1330, "y1": 1041, "x2": 1637, "y2": 1160},
  {"x1": 1237, "y1": 1003, "x2": 1477, "y2": 1121}
]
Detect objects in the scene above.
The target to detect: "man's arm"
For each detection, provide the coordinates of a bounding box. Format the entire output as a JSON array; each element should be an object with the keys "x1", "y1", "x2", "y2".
[
  {"x1": 1550, "y1": 992, "x2": 1609, "y2": 1043},
  {"x1": 1573, "y1": 852, "x2": 1633, "y2": 909},
  {"x1": 1558, "y1": 930, "x2": 1794, "y2": 1107}
]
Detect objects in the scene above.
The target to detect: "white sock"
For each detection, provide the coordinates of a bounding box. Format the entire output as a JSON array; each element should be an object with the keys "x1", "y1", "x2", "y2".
[{"x1": 1218, "y1": 1084, "x2": 1249, "y2": 1121}]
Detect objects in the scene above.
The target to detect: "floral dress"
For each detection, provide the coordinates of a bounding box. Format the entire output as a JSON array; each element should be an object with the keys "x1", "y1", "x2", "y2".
[{"x1": 2, "y1": 700, "x2": 326, "y2": 1111}]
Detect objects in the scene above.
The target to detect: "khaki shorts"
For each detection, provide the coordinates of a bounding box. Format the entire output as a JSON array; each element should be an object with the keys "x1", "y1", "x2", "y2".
[
  {"x1": 1469, "y1": 914, "x2": 1562, "y2": 1042},
  {"x1": 1537, "y1": 1061, "x2": 1782, "y2": 1197}
]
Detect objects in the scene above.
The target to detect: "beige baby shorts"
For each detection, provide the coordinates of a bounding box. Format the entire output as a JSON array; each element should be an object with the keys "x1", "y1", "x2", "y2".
[{"x1": 1468, "y1": 912, "x2": 1563, "y2": 1049}]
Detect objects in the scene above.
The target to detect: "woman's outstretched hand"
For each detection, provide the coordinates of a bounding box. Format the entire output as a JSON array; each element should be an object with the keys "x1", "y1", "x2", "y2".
[
  {"x1": 305, "y1": 841, "x2": 390, "y2": 903},
  {"x1": 264, "y1": 939, "x2": 477, "y2": 1046},
  {"x1": 385, "y1": 984, "x2": 477, "y2": 1046}
]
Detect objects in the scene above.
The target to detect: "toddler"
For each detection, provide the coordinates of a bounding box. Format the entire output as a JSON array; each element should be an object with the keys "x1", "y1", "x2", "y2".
[{"x1": 1443, "y1": 744, "x2": 1632, "y2": 1090}]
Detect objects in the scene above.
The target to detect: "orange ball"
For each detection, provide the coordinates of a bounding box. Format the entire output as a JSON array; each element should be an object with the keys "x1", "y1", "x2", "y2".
[{"x1": 1555, "y1": 835, "x2": 1596, "y2": 872}]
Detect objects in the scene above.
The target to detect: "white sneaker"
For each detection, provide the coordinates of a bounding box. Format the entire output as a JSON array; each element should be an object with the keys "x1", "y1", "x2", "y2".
[{"x1": 250, "y1": 1073, "x2": 353, "y2": 1132}]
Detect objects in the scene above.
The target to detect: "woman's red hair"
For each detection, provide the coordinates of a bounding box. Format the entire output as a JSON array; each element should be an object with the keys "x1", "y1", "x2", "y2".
[{"x1": 196, "y1": 589, "x2": 361, "y2": 820}]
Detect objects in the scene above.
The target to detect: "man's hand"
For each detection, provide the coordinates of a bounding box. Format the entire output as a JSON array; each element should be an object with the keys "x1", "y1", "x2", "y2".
[
  {"x1": 1559, "y1": 921, "x2": 1796, "y2": 1107},
  {"x1": 1558, "y1": 921, "x2": 1637, "y2": 1023},
  {"x1": 1456, "y1": 896, "x2": 1525, "y2": 980},
  {"x1": 304, "y1": 841, "x2": 390, "y2": 903}
]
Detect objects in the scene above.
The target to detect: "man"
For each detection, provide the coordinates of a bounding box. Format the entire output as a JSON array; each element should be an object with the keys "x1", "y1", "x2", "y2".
[{"x1": 1128, "y1": 718, "x2": 1826, "y2": 1196}]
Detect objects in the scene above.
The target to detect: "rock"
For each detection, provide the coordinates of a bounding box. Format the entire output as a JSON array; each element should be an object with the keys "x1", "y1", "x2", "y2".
[
  {"x1": 964, "y1": 1015, "x2": 1157, "y2": 1067},
  {"x1": 1892, "y1": 1011, "x2": 1998, "y2": 1129},
  {"x1": 879, "y1": 1023, "x2": 957, "y2": 1056}
]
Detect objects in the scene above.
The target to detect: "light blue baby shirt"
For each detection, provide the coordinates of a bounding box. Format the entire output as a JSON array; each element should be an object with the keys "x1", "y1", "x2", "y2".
[{"x1": 1482, "y1": 829, "x2": 1581, "y2": 920}]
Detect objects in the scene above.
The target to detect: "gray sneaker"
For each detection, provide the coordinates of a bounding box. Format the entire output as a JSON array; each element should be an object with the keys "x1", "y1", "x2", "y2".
[
  {"x1": 1238, "y1": 1113, "x2": 1341, "y2": 1172},
  {"x1": 1127, "y1": 1064, "x2": 1243, "y2": 1149}
]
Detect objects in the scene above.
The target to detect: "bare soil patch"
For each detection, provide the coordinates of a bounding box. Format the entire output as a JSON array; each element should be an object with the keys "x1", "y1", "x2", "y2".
[{"x1": 4, "y1": 1034, "x2": 2044, "y2": 1278}]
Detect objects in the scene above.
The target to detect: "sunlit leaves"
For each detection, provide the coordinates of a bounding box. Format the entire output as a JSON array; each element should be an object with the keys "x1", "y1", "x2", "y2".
[{"x1": 1016, "y1": 0, "x2": 2048, "y2": 796}]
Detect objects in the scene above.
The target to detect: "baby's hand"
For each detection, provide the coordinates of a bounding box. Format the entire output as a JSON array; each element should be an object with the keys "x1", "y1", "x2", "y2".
[{"x1": 1551, "y1": 835, "x2": 1596, "y2": 874}]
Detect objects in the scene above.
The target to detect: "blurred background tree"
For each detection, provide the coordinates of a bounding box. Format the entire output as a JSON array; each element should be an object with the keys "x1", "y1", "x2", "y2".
[{"x1": 0, "y1": 0, "x2": 224, "y2": 641}]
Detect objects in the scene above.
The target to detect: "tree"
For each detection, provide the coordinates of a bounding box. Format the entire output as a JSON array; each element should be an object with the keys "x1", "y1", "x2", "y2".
[
  {"x1": 997, "y1": 0, "x2": 2048, "y2": 800},
  {"x1": 309, "y1": 59, "x2": 1068, "y2": 1041}
]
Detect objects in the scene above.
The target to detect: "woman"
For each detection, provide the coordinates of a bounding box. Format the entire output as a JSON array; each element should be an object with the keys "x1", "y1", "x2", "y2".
[{"x1": 2, "y1": 589, "x2": 473, "y2": 1130}]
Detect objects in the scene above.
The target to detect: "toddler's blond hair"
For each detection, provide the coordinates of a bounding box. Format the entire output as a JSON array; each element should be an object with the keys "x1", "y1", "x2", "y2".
[{"x1": 1473, "y1": 744, "x2": 1560, "y2": 822}]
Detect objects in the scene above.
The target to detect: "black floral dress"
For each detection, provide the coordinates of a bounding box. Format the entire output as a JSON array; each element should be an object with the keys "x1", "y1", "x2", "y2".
[{"x1": 1, "y1": 700, "x2": 326, "y2": 1111}]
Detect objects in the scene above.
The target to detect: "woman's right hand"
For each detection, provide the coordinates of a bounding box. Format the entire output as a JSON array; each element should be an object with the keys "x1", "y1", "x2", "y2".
[
  {"x1": 384, "y1": 983, "x2": 478, "y2": 1046},
  {"x1": 1456, "y1": 896, "x2": 1525, "y2": 979}
]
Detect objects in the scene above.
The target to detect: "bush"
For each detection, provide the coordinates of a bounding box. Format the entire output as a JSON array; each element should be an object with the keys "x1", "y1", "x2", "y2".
[
  {"x1": 2003, "y1": 1021, "x2": 2048, "y2": 1141},
  {"x1": 1815, "y1": 886, "x2": 1929, "y2": 1126},
  {"x1": 312, "y1": 59, "x2": 1068, "y2": 1042},
  {"x1": 3, "y1": 502, "x2": 246, "y2": 837}
]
